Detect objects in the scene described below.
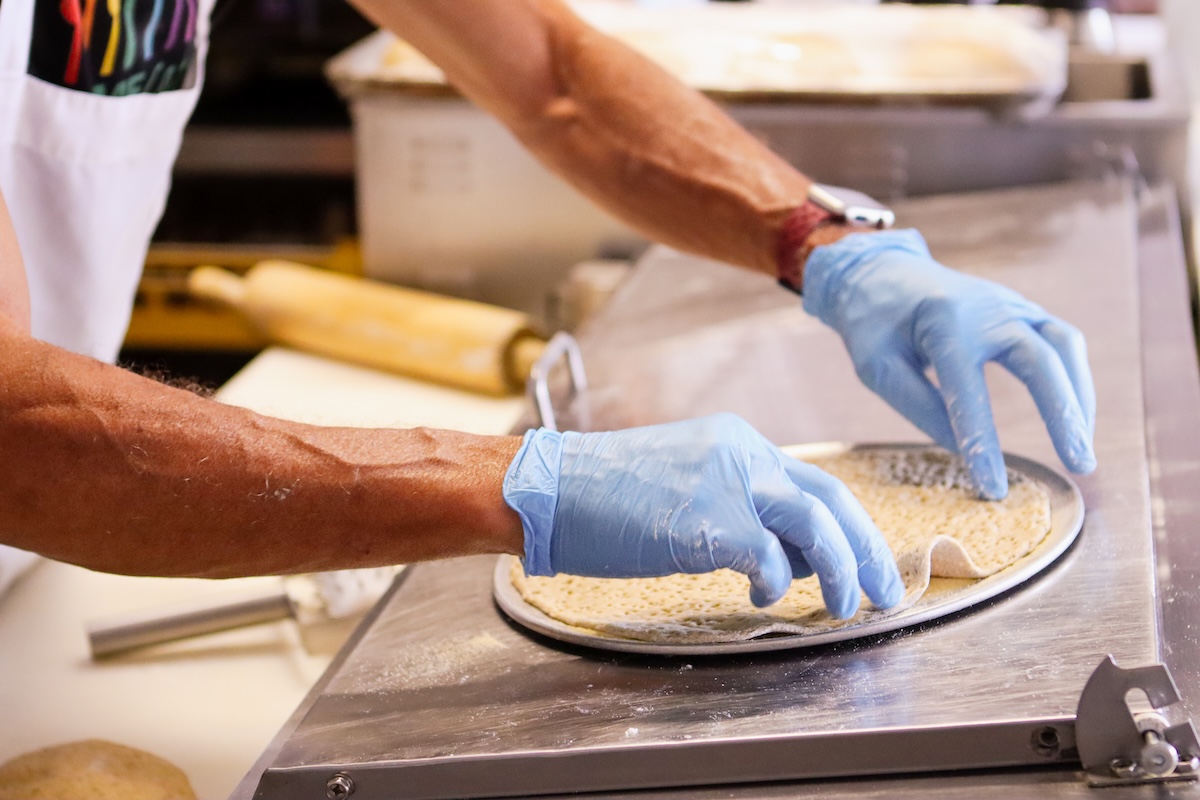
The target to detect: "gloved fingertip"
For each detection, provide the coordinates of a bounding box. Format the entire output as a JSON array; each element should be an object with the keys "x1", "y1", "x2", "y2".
[
  {"x1": 1069, "y1": 448, "x2": 1097, "y2": 475},
  {"x1": 863, "y1": 560, "x2": 905, "y2": 610},
  {"x1": 969, "y1": 450, "x2": 1008, "y2": 501},
  {"x1": 829, "y1": 590, "x2": 861, "y2": 621},
  {"x1": 1065, "y1": 425, "x2": 1098, "y2": 475},
  {"x1": 749, "y1": 581, "x2": 785, "y2": 609},
  {"x1": 1041, "y1": 400, "x2": 1097, "y2": 478},
  {"x1": 977, "y1": 479, "x2": 1009, "y2": 502},
  {"x1": 748, "y1": 549, "x2": 792, "y2": 608},
  {"x1": 819, "y1": 570, "x2": 861, "y2": 620}
]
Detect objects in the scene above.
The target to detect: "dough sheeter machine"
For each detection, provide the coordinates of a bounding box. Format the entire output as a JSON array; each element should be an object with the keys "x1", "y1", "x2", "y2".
[{"x1": 231, "y1": 178, "x2": 1200, "y2": 800}]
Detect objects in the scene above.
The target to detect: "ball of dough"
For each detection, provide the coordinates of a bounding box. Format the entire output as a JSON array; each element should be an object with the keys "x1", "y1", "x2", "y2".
[{"x1": 0, "y1": 740, "x2": 196, "y2": 800}]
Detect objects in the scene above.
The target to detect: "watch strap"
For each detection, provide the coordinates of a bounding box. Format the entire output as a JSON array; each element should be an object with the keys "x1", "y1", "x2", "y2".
[{"x1": 776, "y1": 199, "x2": 834, "y2": 293}]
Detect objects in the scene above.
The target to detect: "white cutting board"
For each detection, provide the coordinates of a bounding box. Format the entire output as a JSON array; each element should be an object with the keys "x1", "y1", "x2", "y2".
[{"x1": 216, "y1": 347, "x2": 527, "y2": 432}]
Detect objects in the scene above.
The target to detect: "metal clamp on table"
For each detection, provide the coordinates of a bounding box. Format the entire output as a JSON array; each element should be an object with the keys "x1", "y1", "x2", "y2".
[{"x1": 1077, "y1": 656, "x2": 1200, "y2": 787}]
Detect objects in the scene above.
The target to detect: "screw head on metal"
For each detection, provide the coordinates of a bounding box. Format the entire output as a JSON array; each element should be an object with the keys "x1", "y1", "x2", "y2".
[
  {"x1": 326, "y1": 773, "x2": 355, "y2": 800},
  {"x1": 1110, "y1": 757, "x2": 1140, "y2": 779},
  {"x1": 1140, "y1": 730, "x2": 1180, "y2": 777},
  {"x1": 1031, "y1": 726, "x2": 1061, "y2": 756}
]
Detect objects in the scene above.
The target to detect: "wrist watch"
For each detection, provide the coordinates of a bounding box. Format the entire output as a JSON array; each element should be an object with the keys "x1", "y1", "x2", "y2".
[
  {"x1": 807, "y1": 183, "x2": 895, "y2": 230},
  {"x1": 776, "y1": 184, "x2": 895, "y2": 294}
]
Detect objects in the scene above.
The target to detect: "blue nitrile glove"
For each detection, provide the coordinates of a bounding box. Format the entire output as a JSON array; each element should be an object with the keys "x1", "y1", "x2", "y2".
[
  {"x1": 503, "y1": 413, "x2": 904, "y2": 617},
  {"x1": 803, "y1": 229, "x2": 1097, "y2": 500}
]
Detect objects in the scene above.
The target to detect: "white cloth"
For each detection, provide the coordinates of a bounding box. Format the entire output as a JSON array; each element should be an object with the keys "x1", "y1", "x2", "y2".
[{"x1": 0, "y1": 0, "x2": 214, "y2": 594}]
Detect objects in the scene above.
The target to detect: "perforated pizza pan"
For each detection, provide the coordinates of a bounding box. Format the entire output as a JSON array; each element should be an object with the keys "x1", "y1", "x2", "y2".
[{"x1": 493, "y1": 443, "x2": 1084, "y2": 656}]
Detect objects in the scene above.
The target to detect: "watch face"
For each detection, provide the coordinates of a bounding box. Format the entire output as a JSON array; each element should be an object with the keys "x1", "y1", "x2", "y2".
[
  {"x1": 809, "y1": 184, "x2": 896, "y2": 229},
  {"x1": 844, "y1": 205, "x2": 896, "y2": 229}
]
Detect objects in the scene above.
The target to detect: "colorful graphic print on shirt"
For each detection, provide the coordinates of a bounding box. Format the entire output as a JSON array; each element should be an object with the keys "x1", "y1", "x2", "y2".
[{"x1": 27, "y1": 0, "x2": 198, "y2": 95}]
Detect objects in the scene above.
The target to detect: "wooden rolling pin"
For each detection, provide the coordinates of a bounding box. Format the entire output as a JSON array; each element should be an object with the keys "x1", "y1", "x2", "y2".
[{"x1": 189, "y1": 260, "x2": 546, "y2": 396}]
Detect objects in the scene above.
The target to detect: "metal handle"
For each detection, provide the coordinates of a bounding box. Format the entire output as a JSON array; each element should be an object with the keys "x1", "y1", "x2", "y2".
[
  {"x1": 86, "y1": 586, "x2": 293, "y2": 659},
  {"x1": 525, "y1": 331, "x2": 587, "y2": 432}
]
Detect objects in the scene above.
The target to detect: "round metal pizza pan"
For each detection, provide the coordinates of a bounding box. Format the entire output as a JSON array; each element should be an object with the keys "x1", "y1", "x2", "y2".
[{"x1": 493, "y1": 442, "x2": 1084, "y2": 656}]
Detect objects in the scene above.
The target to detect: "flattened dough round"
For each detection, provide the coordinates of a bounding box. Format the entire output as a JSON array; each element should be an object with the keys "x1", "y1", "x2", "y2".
[
  {"x1": 0, "y1": 740, "x2": 196, "y2": 800},
  {"x1": 511, "y1": 447, "x2": 1051, "y2": 644}
]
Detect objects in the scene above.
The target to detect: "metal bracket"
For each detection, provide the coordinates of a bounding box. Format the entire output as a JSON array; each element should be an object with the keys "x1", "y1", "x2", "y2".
[
  {"x1": 526, "y1": 331, "x2": 587, "y2": 432},
  {"x1": 1076, "y1": 655, "x2": 1200, "y2": 787}
]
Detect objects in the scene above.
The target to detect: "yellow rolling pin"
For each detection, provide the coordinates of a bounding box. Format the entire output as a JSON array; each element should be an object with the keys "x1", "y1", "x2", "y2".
[{"x1": 188, "y1": 260, "x2": 546, "y2": 396}]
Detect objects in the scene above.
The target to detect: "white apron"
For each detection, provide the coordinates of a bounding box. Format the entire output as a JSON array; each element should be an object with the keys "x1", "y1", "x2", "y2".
[
  {"x1": 0, "y1": 0, "x2": 214, "y2": 594},
  {"x1": 0, "y1": 0, "x2": 214, "y2": 360}
]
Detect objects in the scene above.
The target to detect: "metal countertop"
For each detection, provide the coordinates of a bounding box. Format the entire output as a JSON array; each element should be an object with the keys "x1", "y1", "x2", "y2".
[{"x1": 232, "y1": 178, "x2": 1199, "y2": 799}]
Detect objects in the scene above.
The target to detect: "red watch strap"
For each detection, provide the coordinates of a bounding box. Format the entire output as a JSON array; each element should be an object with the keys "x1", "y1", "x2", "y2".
[{"x1": 776, "y1": 199, "x2": 834, "y2": 292}]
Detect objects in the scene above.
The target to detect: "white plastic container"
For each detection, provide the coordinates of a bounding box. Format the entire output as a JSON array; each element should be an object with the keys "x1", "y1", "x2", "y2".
[{"x1": 330, "y1": 33, "x2": 640, "y2": 320}]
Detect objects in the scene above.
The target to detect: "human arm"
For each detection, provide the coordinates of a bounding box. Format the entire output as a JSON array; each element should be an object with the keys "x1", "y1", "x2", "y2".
[
  {"x1": 0, "y1": 327, "x2": 526, "y2": 578},
  {"x1": 0, "y1": 323, "x2": 897, "y2": 611},
  {"x1": 0, "y1": 183, "x2": 526, "y2": 577},
  {"x1": 348, "y1": 0, "x2": 1096, "y2": 497},
  {"x1": 0, "y1": 290, "x2": 896, "y2": 611},
  {"x1": 1, "y1": 187, "x2": 896, "y2": 612}
]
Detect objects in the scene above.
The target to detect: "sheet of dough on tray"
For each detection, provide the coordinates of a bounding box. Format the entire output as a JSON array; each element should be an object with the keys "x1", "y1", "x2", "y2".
[
  {"x1": 363, "y1": 3, "x2": 1065, "y2": 99},
  {"x1": 510, "y1": 447, "x2": 1052, "y2": 644}
]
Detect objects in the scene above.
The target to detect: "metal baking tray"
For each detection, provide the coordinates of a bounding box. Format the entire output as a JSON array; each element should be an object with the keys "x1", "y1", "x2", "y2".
[{"x1": 494, "y1": 442, "x2": 1084, "y2": 656}]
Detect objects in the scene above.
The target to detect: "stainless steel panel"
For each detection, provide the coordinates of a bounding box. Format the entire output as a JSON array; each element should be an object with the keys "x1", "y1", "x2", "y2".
[{"x1": 233, "y1": 179, "x2": 1185, "y2": 799}]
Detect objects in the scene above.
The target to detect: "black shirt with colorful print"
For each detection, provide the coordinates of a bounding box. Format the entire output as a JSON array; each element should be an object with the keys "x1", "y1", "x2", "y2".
[{"x1": 25, "y1": 0, "x2": 198, "y2": 95}]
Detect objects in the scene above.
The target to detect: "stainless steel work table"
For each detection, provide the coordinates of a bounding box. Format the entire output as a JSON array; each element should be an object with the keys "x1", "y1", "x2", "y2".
[{"x1": 232, "y1": 179, "x2": 1200, "y2": 799}]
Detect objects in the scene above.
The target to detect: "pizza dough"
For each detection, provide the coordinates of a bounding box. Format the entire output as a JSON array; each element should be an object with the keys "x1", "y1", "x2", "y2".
[
  {"x1": 0, "y1": 740, "x2": 196, "y2": 800},
  {"x1": 510, "y1": 447, "x2": 1052, "y2": 644}
]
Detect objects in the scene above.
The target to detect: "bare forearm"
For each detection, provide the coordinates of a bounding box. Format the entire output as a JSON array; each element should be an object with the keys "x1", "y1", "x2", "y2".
[
  {"x1": 516, "y1": 7, "x2": 812, "y2": 275},
  {"x1": 0, "y1": 327, "x2": 524, "y2": 578},
  {"x1": 350, "y1": 0, "x2": 811, "y2": 275}
]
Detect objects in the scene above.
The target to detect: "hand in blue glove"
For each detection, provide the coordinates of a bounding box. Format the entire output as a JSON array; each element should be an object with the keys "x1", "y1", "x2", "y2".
[
  {"x1": 803, "y1": 229, "x2": 1097, "y2": 500},
  {"x1": 503, "y1": 413, "x2": 904, "y2": 617}
]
